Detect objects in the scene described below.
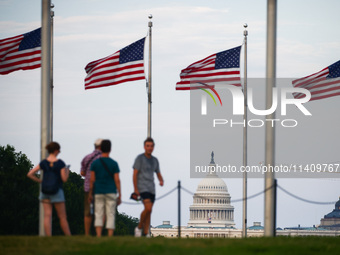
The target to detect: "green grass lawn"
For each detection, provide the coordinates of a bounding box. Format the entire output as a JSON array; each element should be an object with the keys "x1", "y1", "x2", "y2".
[{"x1": 0, "y1": 236, "x2": 339, "y2": 255}]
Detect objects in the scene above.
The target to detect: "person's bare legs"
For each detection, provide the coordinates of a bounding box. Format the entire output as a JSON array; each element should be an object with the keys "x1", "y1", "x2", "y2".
[
  {"x1": 84, "y1": 215, "x2": 92, "y2": 236},
  {"x1": 107, "y1": 229, "x2": 114, "y2": 236},
  {"x1": 84, "y1": 193, "x2": 93, "y2": 236},
  {"x1": 42, "y1": 201, "x2": 52, "y2": 236},
  {"x1": 95, "y1": 226, "x2": 102, "y2": 237},
  {"x1": 54, "y1": 202, "x2": 71, "y2": 236},
  {"x1": 138, "y1": 199, "x2": 153, "y2": 235},
  {"x1": 143, "y1": 202, "x2": 153, "y2": 235}
]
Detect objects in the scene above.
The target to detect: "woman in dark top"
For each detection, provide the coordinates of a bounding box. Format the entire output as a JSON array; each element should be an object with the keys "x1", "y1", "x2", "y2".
[{"x1": 27, "y1": 142, "x2": 71, "y2": 236}]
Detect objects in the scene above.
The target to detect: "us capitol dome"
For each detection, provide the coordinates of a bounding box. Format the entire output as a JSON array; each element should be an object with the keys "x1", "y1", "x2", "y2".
[{"x1": 187, "y1": 152, "x2": 235, "y2": 228}]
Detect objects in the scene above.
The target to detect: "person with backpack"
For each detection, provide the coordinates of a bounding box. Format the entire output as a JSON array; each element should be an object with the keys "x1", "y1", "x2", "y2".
[
  {"x1": 89, "y1": 139, "x2": 121, "y2": 237},
  {"x1": 80, "y1": 139, "x2": 102, "y2": 236},
  {"x1": 27, "y1": 142, "x2": 71, "y2": 236}
]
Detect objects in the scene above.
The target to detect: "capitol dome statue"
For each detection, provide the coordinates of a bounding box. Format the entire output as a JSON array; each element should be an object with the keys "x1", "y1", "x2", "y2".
[{"x1": 187, "y1": 152, "x2": 235, "y2": 228}]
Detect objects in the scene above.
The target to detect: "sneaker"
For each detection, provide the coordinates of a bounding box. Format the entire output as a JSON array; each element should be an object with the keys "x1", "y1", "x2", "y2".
[
  {"x1": 145, "y1": 232, "x2": 151, "y2": 238},
  {"x1": 134, "y1": 227, "x2": 142, "y2": 237}
]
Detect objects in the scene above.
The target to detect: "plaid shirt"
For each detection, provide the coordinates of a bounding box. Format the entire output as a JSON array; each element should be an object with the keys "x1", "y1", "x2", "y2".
[{"x1": 80, "y1": 149, "x2": 101, "y2": 192}]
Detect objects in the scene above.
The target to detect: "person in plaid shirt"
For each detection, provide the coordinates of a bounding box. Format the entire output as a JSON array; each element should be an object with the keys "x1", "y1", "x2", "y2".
[{"x1": 80, "y1": 139, "x2": 102, "y2": 236}]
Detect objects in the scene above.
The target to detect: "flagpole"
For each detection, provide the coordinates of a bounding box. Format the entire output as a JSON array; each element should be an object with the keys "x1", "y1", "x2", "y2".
[
  {"x1": 50, "y1": 3, "x2": 54, "y2": 141},
  {"x1": 147, "y1": 15, "x2": 152, "y2": 138},
  {"x1": 242, "y1": 23, "x2": 248, "y2": 238},
  {"x1": 264, "y1": 0, "x2": 277, "y2": 237},
  {"x1": 40, "y1": 0, "x2": 52, "y2": 236}
]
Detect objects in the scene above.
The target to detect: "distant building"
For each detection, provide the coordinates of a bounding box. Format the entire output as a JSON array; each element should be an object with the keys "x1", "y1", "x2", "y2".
[
  {"x1": 152, "y1": 221, "x2": 340, "y2": 238},
  {"x1": 319, "y1": 197, "x2": 340, "y2": 230},
  {"x1": 248, "y1": 222, "x2": 263, "y2": 230}
]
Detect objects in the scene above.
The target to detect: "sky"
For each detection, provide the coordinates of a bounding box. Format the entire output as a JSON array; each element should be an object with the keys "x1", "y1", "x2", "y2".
[{"x1": 1, "y1": 0, "x2": 340, "y2": 230}]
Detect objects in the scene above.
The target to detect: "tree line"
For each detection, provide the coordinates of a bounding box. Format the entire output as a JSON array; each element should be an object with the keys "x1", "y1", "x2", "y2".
[{"x1": 0, "y1": 144, "x2": 138, "y2": 235}]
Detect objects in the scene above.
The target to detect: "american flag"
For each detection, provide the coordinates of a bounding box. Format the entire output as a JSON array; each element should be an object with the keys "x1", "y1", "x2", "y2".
[
  {"x1": 0, "y1": 28, "x2": 41, "y2": 75},
  {"x1": 176, "y1": 46, "x2": 242, "y2": 90},
  {"x1": 84, "y1": 38, "x2": 146, "y2": 90},
  {"x1": 292, "y1": 60, "x2": 340, "y2": 101}
]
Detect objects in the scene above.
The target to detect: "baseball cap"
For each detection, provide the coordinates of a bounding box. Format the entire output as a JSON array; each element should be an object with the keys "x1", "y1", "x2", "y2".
[{"x1": 94, "y1": 139, "x2": 103, "y2": 146}]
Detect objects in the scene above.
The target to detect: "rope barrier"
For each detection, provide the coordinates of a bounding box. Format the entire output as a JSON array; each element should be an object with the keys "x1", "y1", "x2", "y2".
[
  {"x1": 156, "y1": 187, "x2": 177, "y2": 200},
  {"x1": 181, "y1": 184, "x2": 275, "y2": 203},
  {"x1": 121, "y1": 186, "x2": 177, "y2": 205},
  {"x1": 181, "y1": 184, "x2": 337, "y2": 205},
  {"x1": 277, "y1": 185, "x2": 338, "y2": 205},
  {"x1": 121, "y1": 201, "x2": 142, "y2": 205},
  {"x1": 121, "y1": 183, "x2": 338, "y2": 206}
]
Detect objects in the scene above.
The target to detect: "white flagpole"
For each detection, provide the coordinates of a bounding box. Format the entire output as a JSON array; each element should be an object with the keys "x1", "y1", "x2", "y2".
[
  {"x1": 264, "y1": 0, "x2": 277, "y2": 237},
  {"x1": 242, "y1": 23, "x2": 248, "y2": 238},
  {"x1": 147, "y1": 15, "x2": 152, "y2": 138},
  {"x1": 40, "y1": 0, "x2": 52, "y2": 236}
]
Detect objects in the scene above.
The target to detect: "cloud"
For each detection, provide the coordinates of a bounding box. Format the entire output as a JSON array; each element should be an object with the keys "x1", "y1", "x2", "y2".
[
  {"x1": 0, "y1": 21, "x2": 40, "y2": 36},
  {"x1": 277, "y1": 39, "x2": 340, "y2": 77}
]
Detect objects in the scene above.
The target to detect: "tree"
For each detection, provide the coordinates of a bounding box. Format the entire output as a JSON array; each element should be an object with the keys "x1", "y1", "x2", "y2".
[
  {"x1": 0, "y1": 145, "x2": 38, "y2": 235},
  {"x1": 115, "y1": 212, "x2": 139, "y2": 235}
]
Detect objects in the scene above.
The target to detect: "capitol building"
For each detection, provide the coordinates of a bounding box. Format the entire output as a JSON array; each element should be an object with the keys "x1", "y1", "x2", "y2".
[
  {"x1": 187, "y1": 152, "x2": 235, "y2": 228},
  {"x1": 151, "y1": 152, "x2": 340, "y2": 238}
]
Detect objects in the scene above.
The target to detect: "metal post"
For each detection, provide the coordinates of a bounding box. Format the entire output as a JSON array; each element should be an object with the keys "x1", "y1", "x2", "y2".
[
  {"x1": 147, "y1": 15, "x2": 152, "y2": 138},
  {"x1": 242, "y1": 23, "x2": 248, "y2": 238},
  {"x1": 264, "y1": 0, "x2": 277, "y2": 237},
  {"x1": 40, "y1": 0, "x2": 52, "y2": 236},
  {"x1": 274, "y1": 179, "x2": 277, "y2": 237},
  {"x1": 50, "y1": 3, "x2": 54, "y2": 141},
  {"x1": 178, "y1": 180, "x2": 181, "y2": 238}
]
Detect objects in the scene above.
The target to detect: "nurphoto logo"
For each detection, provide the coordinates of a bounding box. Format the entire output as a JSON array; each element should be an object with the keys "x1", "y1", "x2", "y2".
[{"x1": 200, "y1": 85, "x2": 312, "y2": 128}]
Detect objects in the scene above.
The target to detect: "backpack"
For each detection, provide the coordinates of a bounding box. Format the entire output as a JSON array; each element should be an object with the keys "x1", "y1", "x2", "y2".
[{"x1": 41, "y1": 160, "x2": 60, "y2": 195}]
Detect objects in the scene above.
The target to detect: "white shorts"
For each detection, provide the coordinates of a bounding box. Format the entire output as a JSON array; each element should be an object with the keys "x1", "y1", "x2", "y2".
[{"x1": 94, "y1": 193, "x2": 117, "y2": 229}]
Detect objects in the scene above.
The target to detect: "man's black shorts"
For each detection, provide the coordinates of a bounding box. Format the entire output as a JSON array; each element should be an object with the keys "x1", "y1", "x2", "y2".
[{"x1": 140, "y1": 192, "x2": 155, "y2": 203}]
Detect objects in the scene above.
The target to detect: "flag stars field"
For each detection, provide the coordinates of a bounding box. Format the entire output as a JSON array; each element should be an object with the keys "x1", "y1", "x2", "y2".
[
  {"x1": 119, "y1": 38, "x2": 145, "y2": 64},
  {"x1": 215, "y1": 46, "x2": 241, "y2": 69}
]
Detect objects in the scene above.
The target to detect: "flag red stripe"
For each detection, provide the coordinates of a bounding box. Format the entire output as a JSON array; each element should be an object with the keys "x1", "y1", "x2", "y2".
[
  {"x1": 176, "y1": 78, "x2": 242, "y2": 85},
  {"x1": 85, "y1": 63, "x2": 144, "y2": 82},
  {"x1": 311, "y1": 92, "x2": 340, "y2": 101},
  {"x1": 0, "y1": 52, "x2": 41, "y2": 68},
  {"x1": 180, "y1": 67, "x2": 239, "y2": 76},
  {"x1": 180, "y1": 59, "x2": 216, "y2": 74},
  {"x1": 180, "y1": 71, "x2": 240, "y2": 79},
  {"x1": 292, "y1": 71, "x2": 329, "y2": 88},
  {"x1": 295, "y1": 82, "x2": 340, "y2": 99},
  {"x1": 181, "y1": 53, "x2": 216, "y2": 69},
  {"x1": 85, "y1": 70, "x2": 145, "y2": 85},
  {"x1": 292, "y1": 68, "x2": 328, "y2": 86},
  {"x1": 1, "y1": 57, "x2": 41, "y2": 69},
  {"x1": 85, "y1": 53, "x2": 120, "y2": 74},
  {"x1": 0, "y1": 36, "x2": 22, "y2": 52},
  {"x1": 0, "y1": 63, "x2": 41, "y2": 75},
  {"x1": 85, "y1": 76, "x2": 145, "y2": 90},
  {"x1": 1, "y1": 49, "x2": 41, "y2": 61}
]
